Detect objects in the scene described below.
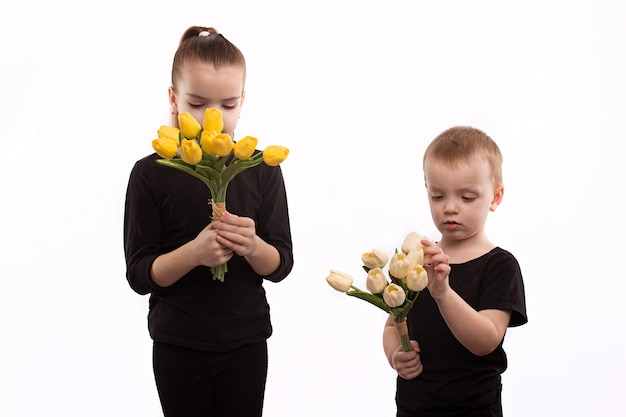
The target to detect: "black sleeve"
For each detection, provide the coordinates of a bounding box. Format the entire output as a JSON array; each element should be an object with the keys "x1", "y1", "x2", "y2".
[
  {"x1": 254, "y1": 164, "x2": 293, "y2": 283},
  {"x1": 123, "y1": 158, "x2": 162, "y2": 295},
  {"x1": 479, "y1": 248, "x2": 528, "y2": 327}
]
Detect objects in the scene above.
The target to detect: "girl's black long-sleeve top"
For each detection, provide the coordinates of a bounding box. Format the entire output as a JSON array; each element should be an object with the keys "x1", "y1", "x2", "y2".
[{"x1": 124, "y1": 152, "x2": 293, "y2": 352}]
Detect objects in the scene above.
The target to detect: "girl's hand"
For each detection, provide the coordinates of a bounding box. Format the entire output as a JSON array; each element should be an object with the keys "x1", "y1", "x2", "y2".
[
  {"x1": 192, "y1": 223, "x2": 233, "y2": 267},
  {"x1": 391, "y1": 341, "x2": 423, "y2": 380},
  {"x1": 213, "y1": 211, "x2": 258, "y2": 257},
  {"x1": 421, "y1": 239, "x2": 451, "y2": 301}
]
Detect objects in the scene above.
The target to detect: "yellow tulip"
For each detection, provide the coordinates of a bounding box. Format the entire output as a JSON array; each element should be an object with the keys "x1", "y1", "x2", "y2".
[
  {"x1": 157, "y1": 125, "x2": 181, "y2": 144},
  {"x1": 178, "y1": 112, "x2": 202, "y2": 139},
  {"x1": 389, "y1": 252, "x2": 412, "y2": 279},
  {"x1": 200, "y1": 130, "x2": 217, "y2": 154},
  {"x1": 262, "y1": 145, "x2": 289, "y2": 166},
  {"x1": 383, "y1": 284, "x2": 406, "y2": 308},
  {"x1": 211, "y1": 133, "x2": 234, "y2": 157},
  {"x1": 234, "y1": 136, "x2": 258, "y2": 160},
  {"x1": 180, "y1": 139, "x2": 202, "y2": 164},
  {"x1": 326, "y1": 270, "x2": 353, "y2": 293},
  {"x1": 406, "y1": 266, "x2": 428, "y2": 292},
  {"x1": 366, "y1": 268, "x2": 388, "y2": 294},
  {"x1": 361, "y1": 249, "x2": 389, "y2": 270},
  {"x1": 152, "y1": 138, "x2": 178, "y2": 159},
  {"x1": 202, "y1": 107, "x2": 224, "y2": 133}
]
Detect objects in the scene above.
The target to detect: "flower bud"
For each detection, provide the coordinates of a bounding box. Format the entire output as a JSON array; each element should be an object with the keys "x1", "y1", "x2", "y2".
[
  {"x1": 152, "y1": 138, "x2": 178, "y2": 159},
  {"x1": 180, "y1": 139, "x2": 202, "y2": 164},
  {"x1": 366, "y1": 268, "x2": 388, "y2": 294},
  {"x1": 157, "y1": 125, "x2": 181, "y2": 144},
  {"x1": 361, "y1": 249, "x2": 389, "y2": 270},
  {"x1": 200, "y1": 130, "x2": 217, "y2": 154},
  {"x1": 406, "y1": 247, "x2": 424, "y2": 269},
  {"x1": 262, "y1": 145, "x2": 289, "y2": 166},
  {"x1": 326, "y1": 270, "x2": 353, "y2": 293},
  {"x1": 202, "y1": 107, "x2": 224, "y2": 133},
  {"x1": 402, "y1": 231, "x2": 423, "y2": 254},
  {"x1": 389, "y1": 252, "x2": 411, "y2": 279},
  {"x1": 234, "y1": 136, "x2": 258, "y2": 160},
  {"x1": 211, "y1": 133, "x2": 234, "y2": 157},
  {"x1": 178, "y1": 112, "x2": 202, "y2": 139},
  {"x1": 406, "y1": 266, "x2": 428, "y2": 292},
  {"x1": 383, "y1": 283, "x2": 406, "y2": 308}
]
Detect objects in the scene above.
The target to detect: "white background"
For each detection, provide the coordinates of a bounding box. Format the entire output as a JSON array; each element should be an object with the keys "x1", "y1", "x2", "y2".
[{"x1": 1, "y1": 1, "x2": 624, "y2": 416}]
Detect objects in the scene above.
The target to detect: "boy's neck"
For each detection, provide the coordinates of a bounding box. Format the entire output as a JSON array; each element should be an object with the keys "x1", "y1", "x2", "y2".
[{"x1": 439, "y1": 232, "x2": 495, "y2": 264}]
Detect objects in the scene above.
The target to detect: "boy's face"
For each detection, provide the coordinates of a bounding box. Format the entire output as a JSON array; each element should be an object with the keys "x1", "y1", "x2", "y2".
[
  {"x1": 169, "y1": 62, "x2": 246, "y2": 138},
  {"x1": 424, "y1": 156, "x2": 503, "y2": 244}
]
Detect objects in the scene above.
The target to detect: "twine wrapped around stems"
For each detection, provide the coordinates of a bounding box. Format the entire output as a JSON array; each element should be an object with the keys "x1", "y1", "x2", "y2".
[
  {"x1": 211, "y1": 200, "x2": 227, "y2": 221},
  {"x1": 395, "y1": 318, "x2": 412, "y2": 352}
]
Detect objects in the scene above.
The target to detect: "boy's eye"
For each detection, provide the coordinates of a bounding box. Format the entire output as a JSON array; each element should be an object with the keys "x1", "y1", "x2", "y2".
[
  {"x1": 430, "y1": 195, "x2": 443, "y2": 201},
  {"x1": 462, "y1": 196, "x2": 476, "y2": 202}
]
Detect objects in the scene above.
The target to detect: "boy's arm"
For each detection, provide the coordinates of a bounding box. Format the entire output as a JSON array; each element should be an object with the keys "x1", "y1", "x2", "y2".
[
  {"x1": 436, "y1": 290, "x2": 512, "y2": 356},
  {"x1": 423, "y1": 240, "x2": 511, "y2": 356},
  {"x1": 383, "y1": 315, "x2": 423, "y2": 380}
]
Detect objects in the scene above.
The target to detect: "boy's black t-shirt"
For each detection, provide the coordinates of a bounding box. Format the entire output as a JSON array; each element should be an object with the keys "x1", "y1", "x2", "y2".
[{"x1": 396, "y1": 247, "x2": 527, "y2": 417}]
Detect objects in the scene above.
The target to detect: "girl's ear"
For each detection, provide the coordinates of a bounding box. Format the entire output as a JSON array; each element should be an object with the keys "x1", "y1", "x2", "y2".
[
  {"x1": 490, "y1": 185, "x2": 504, "y2": 211},
  {"x1": 168, "y1": 87, "x2": 178, "y2": 114}
]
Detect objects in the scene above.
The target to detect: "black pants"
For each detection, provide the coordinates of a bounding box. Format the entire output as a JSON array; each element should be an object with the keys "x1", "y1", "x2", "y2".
[{"x1": 153, "y1": 341, "x2": 268, "y2": 417}]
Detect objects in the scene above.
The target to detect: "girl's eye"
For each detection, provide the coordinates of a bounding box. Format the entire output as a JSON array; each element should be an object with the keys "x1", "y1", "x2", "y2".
[
  {"x1": 189, "y1": 103, "x2": 205, "y2": 108},
  {"x1": 222, "y1": 105, "x2": 236, "y2": 110}
]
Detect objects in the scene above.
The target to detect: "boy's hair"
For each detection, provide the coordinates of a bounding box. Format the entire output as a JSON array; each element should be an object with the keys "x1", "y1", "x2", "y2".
[
  {"x1": 171, "y1": 26, "x2": 246, "y2": 92},
  {"x1": 423, "y1": 126, "x2": 503, "y2": 186}
]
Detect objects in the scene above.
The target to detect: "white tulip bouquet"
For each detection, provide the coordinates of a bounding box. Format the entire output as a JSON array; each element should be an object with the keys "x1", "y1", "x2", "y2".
[{"x1": 326, "y1": 232, "x2": 431, "y2": 351}]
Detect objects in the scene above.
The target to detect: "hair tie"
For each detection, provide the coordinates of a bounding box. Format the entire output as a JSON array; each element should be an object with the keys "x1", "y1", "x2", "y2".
[{"x1": 199, "y1": 31, "x2": 210, "y2": 37}]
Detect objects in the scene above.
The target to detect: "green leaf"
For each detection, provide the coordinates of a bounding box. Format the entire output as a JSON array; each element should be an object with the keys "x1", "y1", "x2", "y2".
[{"x1": 346, "y1": 289, "x2": 390, "y2": 313}]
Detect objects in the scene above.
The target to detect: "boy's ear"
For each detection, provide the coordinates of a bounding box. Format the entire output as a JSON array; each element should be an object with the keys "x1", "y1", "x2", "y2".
[{"x1": 490, "y1": 185, "x2": 504, "y2": 211}]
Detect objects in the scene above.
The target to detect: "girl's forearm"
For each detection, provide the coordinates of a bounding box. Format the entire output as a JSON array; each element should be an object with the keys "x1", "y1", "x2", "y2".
[
  {"x1": 151, "y1": 241, "x2": 198, "y2": 287},
  {"x1": 244, "y1": 236, "x2": 280, "y2": 276}
]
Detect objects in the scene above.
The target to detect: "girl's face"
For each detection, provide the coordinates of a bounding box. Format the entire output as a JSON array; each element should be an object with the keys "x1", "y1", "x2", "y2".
[
  {"x1": 169, "y1": 62, "x2": 245, "y2": 138},
  {"x1": 424, "y1": 156, "x2": 503, "y2": 246}
]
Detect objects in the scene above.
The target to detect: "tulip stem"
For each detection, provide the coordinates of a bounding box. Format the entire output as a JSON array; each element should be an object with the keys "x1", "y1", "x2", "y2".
[{"x1": 395, "y1": 319, "x2": 412, "y2": 352}]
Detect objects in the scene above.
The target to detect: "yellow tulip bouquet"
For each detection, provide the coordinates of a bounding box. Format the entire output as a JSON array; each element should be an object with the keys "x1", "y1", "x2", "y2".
[
  {"x1": 326, "y1": 232, "x2": 431, "y2": 351},
  {"x1": 151, "y1": 108, "x2": 289, "y2": 282}
]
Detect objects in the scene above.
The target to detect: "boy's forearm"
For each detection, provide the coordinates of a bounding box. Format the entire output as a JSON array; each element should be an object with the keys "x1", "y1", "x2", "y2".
[{"x1": 382, "y1": 316, "x2": 400, "y2": 368}]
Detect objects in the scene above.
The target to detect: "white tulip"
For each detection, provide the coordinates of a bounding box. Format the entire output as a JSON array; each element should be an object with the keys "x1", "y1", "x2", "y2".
[
  {"x1": 361, "y1": 249, "x2": 389, "y2": 270},
  {"x1": 406, "y1": 266, "x2": 428, "y2": 292},
  {"x1": 366, "y1": 268, "x2": 388, "y2": 294},
  {"x1": 389, "y1": 252, "x2": 412, "y2": 278},
  {"x1": 383, "y1": 283, "x2": 406, "y2": 307},
  {"x1": 401, "y1": 231, "x2": 423, "y2": 254},
  {"x1": 326, "y1": 270, "x2": 353, "y2": 292}
]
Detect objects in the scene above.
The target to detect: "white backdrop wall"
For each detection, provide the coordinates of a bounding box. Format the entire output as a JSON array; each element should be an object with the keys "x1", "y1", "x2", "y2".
[{"x1": 1, "y1": 1, "x2": 624, "y2": 416}]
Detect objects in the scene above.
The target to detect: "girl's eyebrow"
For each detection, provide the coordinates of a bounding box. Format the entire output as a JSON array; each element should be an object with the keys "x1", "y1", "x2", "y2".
[{"x1": 185, "y1": 92, "x2": 241, "y2": 101}]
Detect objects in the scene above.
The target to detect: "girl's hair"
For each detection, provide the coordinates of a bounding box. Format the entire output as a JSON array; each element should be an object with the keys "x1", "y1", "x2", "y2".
[
  {"x1": 171, "y1": 26, "x2": 246, "y2": 91},
  {"x1": 423, "y1": 126, "x2": 503, "y2": 186}
]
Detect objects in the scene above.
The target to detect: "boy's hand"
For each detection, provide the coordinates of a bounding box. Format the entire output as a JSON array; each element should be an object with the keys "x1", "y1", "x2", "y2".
[
  {"x1": 421, "y1": 239, "x2": 451, "y2": 301},
  {"x1": 392, "y1": 340, "x2": 423, "y2": 380}
]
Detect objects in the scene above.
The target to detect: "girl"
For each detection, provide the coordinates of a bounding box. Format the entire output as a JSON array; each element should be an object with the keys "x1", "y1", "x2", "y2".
[{"x1": 124, "y1": 26, "x2": 293, "y2": 417}]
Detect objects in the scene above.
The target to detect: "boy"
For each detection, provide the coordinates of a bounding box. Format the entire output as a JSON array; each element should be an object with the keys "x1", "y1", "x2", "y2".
[{"x1": 383, "y1": 126, "x2": 527, "y2": 416}]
